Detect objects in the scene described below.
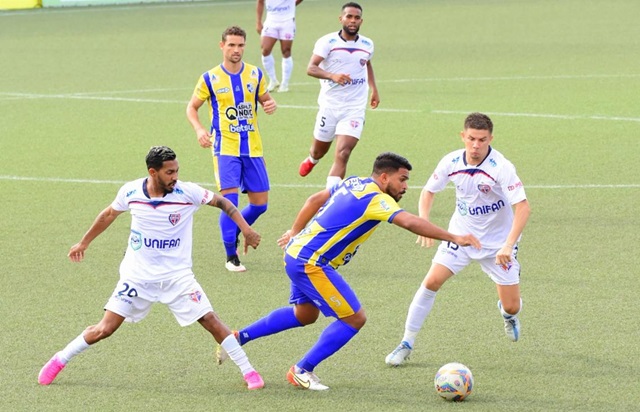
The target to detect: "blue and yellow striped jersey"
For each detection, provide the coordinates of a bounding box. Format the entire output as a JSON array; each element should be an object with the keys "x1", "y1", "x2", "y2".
[
  {"x1": 286, "y1": 176, "x2": 404, "y2": 268},
  {"x1": 193, "y1": 62, "x2": 267, "y2": 157}
]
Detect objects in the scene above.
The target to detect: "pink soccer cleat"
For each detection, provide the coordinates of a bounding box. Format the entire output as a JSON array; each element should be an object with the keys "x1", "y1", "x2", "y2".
[
  {"x1": 38, "y1": 353, "x2": 66, "y2": 385},
  {"x1": 243, "y1": 370, "x2": 265, "y2": 390}
]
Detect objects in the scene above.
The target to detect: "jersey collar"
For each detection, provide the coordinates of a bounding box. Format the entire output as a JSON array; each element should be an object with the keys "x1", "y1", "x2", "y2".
[
  {"x1": 463, "y1": 146, "x2": 492, "y2": 167},
  {"x1": 338, "y1": 30, "x2": 359, "y2": 43}
]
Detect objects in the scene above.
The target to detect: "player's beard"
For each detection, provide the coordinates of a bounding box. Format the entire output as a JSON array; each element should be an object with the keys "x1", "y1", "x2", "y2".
[
  {"x1": 342, "y1": 24, "x2": 360, "y2": 36},
  {"x1": 160, "y1": 179, "x2": 176, "y2": 194}
]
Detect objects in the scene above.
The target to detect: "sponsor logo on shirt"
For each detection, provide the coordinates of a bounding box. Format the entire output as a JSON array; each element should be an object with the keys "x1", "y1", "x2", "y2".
[
  {"x1": 457, "y1": 199, "x2": 505, "y2": 216},
  {"x1": 216, "y1": 87, "x2": 230, "y2": 93},
  {"x1": 144, "y1": 238, "x2": 181, "y2": 249},
  {"x1": 489, "y1": 158, "x2": 497, "y2": 167},
  {"x1": 126, "y1": 189, "x2": 137, "y2": 197},
  {"x1": 267, "y1": 4, "x2": 290, "y2": 12},
  {"x1": 508, "y1": 182, "x2": 523, "y2": 191},
  {"x1": 226, "y1": 102, "x2": 253, "y2": 121},
  {"x1": 130, "y1": 230, "x2": 142, "y2": 251}
]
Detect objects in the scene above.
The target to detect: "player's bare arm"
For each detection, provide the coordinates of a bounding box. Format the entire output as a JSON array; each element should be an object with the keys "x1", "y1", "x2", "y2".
[
  {"x1": 68, "y1": 206, "x2": 124, "y2": 262},
  {"x1": 393, "y1": 211, "x2": 481, "y2": 249},
  {"x1": 416, "y1": 189, "x2": 436, "y2": 247},
  {"x1": 366, "y1": 60, "x2": 379, "y2": 109},
  {"x1": 277, "y1": 189, "x2": 331, "y2": 248},
  {"x1": 496, "y1": 199, "x2": 531, "y2": 266},
  {"x1": 186, "y1": 95, "x2": 212, "y2": 148},
  {"x1": 209, "y1": 194, "x2": 261, "y2": 252},
  {"x1": 258, "y1": 92, "x2": 277, "y2": 114},
  {"x1": 307, "y1": 54, "x2": 352, "y2": 85}
]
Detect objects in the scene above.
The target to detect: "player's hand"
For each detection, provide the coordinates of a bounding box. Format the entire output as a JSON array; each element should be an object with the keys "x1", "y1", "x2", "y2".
[
  {"x1": 332, "y1": 73, "x2": 352, "y2": 86},
  {"x1": 196, "y1": 128, "x2": 212, "y2": 148},
  {"x1": 495, "y1": 244, "x2": 514, "y2": 267},
  {"x1": 262, "y1": 99, "x2": 277, "y2": 115},
  {"x1": 242, "y1": 228, "x2": 261, "y2": 254},
  {"x1": 416, "y1": 235, "x2": 435, "y2": 248},
  {"x1": 68, "y1": 243, "x2": 88, "y2": 262},
  {"x1": 370, "y1": 89, "x2": 380, "y2": 109},
  {"x1": 277, "y1": 230, "x2": 293, "y2": 249},
  {"x1": 453, "y1": 234, "x2": 481, "y2": 249},
  {"x1": 256, "y1": 22, "x2": 263, "y2": 35}
]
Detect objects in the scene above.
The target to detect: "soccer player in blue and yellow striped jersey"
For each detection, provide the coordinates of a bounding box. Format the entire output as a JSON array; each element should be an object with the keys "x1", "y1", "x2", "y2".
[
  {"x1": 219, "y1": 152, "x2": 481, "y2": 390},
  {"x1": 187, "y1": 26, "x2": 277, "y2": 272}
]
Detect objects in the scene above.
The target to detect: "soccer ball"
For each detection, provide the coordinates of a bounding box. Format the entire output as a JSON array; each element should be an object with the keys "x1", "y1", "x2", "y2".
[{"x1": 434, "y1": 362, "x2": 474, "y2": 401}]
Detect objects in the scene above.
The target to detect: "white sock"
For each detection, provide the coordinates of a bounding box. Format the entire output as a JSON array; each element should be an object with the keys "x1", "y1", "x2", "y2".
[
  {"x1": 325, "y1": 176, "x2": 342, "y2": 190},
  {"x1": 402, "y1": 286, "x2": 437, "y2": 348},
  {"x1": 221, "y1": 334, "x2": 254, "y2": 375},
  {"x1": 308, "y1": 156, "x2": 319, "y2": 164},
  {"x1": 261, "y1": 54, "x2": 278, "y2": 84},
  {"x1": 281, "y1": 56, "x2": 293, "y2": 86},
  {"x1": 58, "y1": 334, "x2": 90, "y2": 364}
]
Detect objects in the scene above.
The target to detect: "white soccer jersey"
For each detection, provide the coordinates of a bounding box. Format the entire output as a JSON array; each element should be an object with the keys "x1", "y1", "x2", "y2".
[
  {"x1": 111, "y1": 178, "x2": 214, "y2": 282},
  {"x1": 265, "y1": 0, "x2": 297, "y2": 22},
  {"x1": 313, "y1": 31, "x2": 374, "y2": 109},
  {"x1": 425, "y1": 147, "x2": 527, "y2": 249}
]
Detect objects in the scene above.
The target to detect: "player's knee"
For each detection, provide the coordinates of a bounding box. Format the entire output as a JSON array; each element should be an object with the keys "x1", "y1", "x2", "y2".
[
  {"x1": 344, "y1": 310, "x2": 367, "y2": 330},
  {"x1": 501, "y1": 300, "x2": 521, "y2": 315}
]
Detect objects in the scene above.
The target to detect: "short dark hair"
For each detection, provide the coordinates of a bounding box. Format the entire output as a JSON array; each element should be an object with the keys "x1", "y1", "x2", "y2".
[
  {"x1": 464, "y1": 112, "x2": 493, "y2": 133},
  {"x1": 222, "y1": 26, "x2": 246, "y2": 42},
  {"x1": 146, "y1": 146, "x2": 176, "y2": 171},
  {"x1": 342, "y1": 2, "x2": 362, "y2": 12},
  {"x1": 372, "y1": 152, "x2": 412, "y2": 175}
]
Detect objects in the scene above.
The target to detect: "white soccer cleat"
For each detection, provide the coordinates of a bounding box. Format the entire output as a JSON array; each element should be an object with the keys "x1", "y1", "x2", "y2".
[
  {"x1": 267, "y1": 80, "x2": 280, "y2": 93},
  {"x1": 498, "y1": 301, "x2": 521, "y2": 342},
  {"x1": 385, "y1": 341, "x2": 412, "y2": 366},
  {"x1": 277, "y1": 83, "x2": 289, "y2": 93},
  {"x1": 225, "y1": 256, "x2": 246, "y2": 272},
  {"x1": 286, "y1": 366, "x2": 329, "y2": 390}
]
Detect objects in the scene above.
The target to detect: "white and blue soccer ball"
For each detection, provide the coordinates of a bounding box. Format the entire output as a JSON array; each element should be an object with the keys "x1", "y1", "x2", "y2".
[{"x1": 434, "y1": 362, "x2": 474, "y2": 401}]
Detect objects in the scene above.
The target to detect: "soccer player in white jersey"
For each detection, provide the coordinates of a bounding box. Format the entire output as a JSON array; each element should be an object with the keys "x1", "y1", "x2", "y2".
[
  {"x1": 256, "y1": 0, "x2": 303, "y2": 92},
  {"x1": 38, "y1": 146, "x2": 265, "y2": 390},
  {"x1": 298, "y1": 2, "x2": 380, "y2": 190},
  {"x1": 385, "y1": 113, "x2": 532, "y2": 366}
]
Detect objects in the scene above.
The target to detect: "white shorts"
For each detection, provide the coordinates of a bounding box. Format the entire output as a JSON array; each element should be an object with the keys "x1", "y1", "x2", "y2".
[
  {"x1": 104, "y1": 273, "x2": 213, "y2": 327},
  {"x1": 313, "y1": 106, "x2": 366, "y2": 142},
  {"x1": 432, "y1": 241, "x2": 521, "y2": 285},
  {"x1": 261, "y1": 18, "x2": 296, "y2": 41}
]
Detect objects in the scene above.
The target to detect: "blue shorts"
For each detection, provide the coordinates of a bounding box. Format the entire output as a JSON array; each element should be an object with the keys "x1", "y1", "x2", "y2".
[
  {"x1": 284, "y1": 253, "x2": 361, "y2": 319},
  {"x1": 213, "y1": 155, "x2": 270, "y2": 193}
]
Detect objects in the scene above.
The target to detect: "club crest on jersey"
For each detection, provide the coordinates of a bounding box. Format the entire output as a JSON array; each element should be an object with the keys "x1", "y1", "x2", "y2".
[
  {"x1": 478, "y1": 184, "x2": 492, "y2": 194},
  {"x1": 168, "y1": 213, "x2": 181, "y2": 226},
  {"x1": 499, "y1": 261, "x2": 513, "y2": 272},
  {"x1": 359, "y1": 58, "x2": 367, "y2": 66},
  {"x1": 351, "y1": 120, "x2": 360, "y2": 129},
  {"x1": 246, "y1": 83, "x2": 254, "y2": 94},
  {"x1": 189, "y1": 290, "x2": 202, "y2": 303}
]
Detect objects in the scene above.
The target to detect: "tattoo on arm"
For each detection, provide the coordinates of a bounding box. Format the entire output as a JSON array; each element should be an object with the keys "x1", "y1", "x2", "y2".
[{"x1": 211, "y1": 195, "x2": 238, "y2": 217}]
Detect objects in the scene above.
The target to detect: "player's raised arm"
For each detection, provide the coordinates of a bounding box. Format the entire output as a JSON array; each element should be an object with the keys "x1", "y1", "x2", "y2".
[
  {"x1": 307, "y1": 54, "x2": 351, "y2": 85},
  {"x1": 277, "y1": 189, "x2": 331, "y2": 248},
  {"x1": 68, "y1": 206, "x2": 124, "y2": 262},
  {"x1": 392, "y1": 211, "x2": 481, "y2": 249}
]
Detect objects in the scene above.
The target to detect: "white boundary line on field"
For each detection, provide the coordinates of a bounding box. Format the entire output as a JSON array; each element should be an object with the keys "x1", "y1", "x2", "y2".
[
  {"x1": 1, "y1": 175, "x2": 638, "y2": 190},
  {"x1": 0, "y1": 0, "x2": 256, "y2": 17}
]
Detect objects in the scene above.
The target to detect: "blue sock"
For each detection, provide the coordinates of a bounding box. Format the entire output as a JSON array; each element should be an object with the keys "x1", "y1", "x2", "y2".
[
  {"x1": 219, "y1": 193, "x2": 239, "y2": 258},
  {"x1": 238, "y1": 307, "x2": 303, "y2": 345},
  {"x1": 235, "y1": 203, "x2": 268, "y2": 238},
  {"x1": 298, "y1": 320, "x2": 358, "y2": 372}
]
